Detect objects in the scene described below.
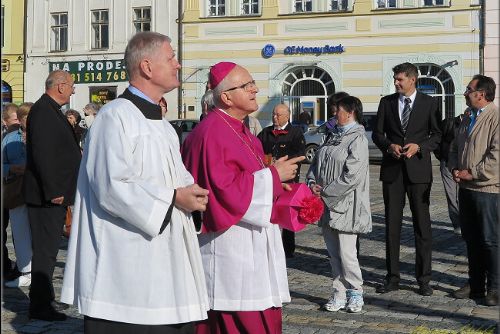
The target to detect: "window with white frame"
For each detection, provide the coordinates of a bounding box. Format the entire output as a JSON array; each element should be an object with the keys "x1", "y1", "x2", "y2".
[
  {"x1": 422, "y1": 0, "x2": 444, "y2": 6},
  {"x1": 91, "y1": 9, "x2": 109, "y2": 49},
  {"x1": 133, "y1": 7, "x2": 151, "y2": 32},
  {"x1": 50, "y1": 12, "x2": 68, "y2": 51},
  {"x1": 208, "y1": 0, "x2": 225, "y2": 16},
  {"x1": 330, "y1": 0, "x2": 348, "y2": 11},
  {"x1": 294, "y1": 0, "x2": 312, "y2": 12},
  {"x1": 241, "y1": 0, "x2": 259, "y2": 14},
  {"x1": 376, "y1": 0, "x2": 397, "y2": 8}
]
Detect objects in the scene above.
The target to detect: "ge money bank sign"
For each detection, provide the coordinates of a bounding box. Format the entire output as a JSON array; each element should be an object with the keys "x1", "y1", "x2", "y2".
[{"x1": 49, "y1": 60, "x2": 128, "y2": 84}]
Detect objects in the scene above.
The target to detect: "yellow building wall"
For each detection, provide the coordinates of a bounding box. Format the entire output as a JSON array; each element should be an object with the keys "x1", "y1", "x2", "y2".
[
  {"x1": 181, "y1": 1, "x2": 480, "y2": 119},
  {"x1": 2, "y1": 0, "x2": 24, "y2": 104}
]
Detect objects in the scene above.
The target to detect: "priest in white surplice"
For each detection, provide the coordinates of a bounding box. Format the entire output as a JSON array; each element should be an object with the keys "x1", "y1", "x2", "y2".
[
  {"x1": 182, "y1": 62, "x2": 304, "y2": 334},
  {"x1": 61, "y1": 32, "x2": 210, "y2": 334}
]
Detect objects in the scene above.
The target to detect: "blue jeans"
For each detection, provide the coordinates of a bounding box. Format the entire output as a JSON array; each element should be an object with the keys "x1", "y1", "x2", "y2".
[{"x1": 459, "y1": 188, "x2": 499, "y2": 292}]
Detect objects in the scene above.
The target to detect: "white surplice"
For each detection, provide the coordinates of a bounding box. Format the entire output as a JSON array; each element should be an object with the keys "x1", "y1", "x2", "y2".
[
  {"x1": 61, "y1": 98, "x2": 208, "y2": 325},
  {"x1": 198, "y1": 169, "x2": 291, "y2": 311}
]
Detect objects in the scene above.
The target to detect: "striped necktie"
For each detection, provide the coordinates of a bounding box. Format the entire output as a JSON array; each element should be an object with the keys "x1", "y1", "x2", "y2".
[{"x1": 401, "y1": 97, "x2": 412, "y2": 132}]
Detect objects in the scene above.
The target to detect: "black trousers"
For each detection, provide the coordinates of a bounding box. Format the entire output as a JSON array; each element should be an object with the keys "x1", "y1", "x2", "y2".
[
  {"x1": 28, "y1": 205, "x2": 66, "y2": 312},
  {"x1": 282, "y1": 229, "x2": 295, "y2": 257},
  {"x1": 382, "y1": 169, "x2": 432, "y2": 285},
  {"x1": 84, "y1": 316, "x2": 195, "y2": 334},
  {"x1": 459, "y1": 188, "x2": 498, "y2": 293}
]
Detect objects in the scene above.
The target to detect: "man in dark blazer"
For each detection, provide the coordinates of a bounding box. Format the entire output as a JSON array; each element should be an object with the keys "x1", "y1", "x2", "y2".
[
  {"x1": 23, "y1": 70, "x2": 81, "y2": 321},
  {"x1": 372, "y1": 62, "x2": 441, "y2": 296},
  {"x1": 258, "y1": 103, "x2": 305, "y2": 258}
]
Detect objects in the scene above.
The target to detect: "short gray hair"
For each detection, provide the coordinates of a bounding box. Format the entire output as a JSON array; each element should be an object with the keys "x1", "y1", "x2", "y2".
[
  {"x1": 212, "y1": 75, "x2": 236, "y2": 107},
  {"x1": 45, "y1": 70, "x2": 71, "y2": 90},
  {"x1": 124, "y1": 32, "x2": 171, "y2": 80},
  {"x1": 83, "y1": 103, "x2": 100, "y2": 115}
]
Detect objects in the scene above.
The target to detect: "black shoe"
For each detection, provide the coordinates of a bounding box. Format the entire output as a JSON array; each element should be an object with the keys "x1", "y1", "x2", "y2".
[
  {"x1": 51, "y1": 301, "x2": 69, "y2": 311},
  {"x1": 418, "y1": 283, "x2": 433, "y2": 296},
  {"x1": 484, "y1": 291, "x2": 498, "y2": 306},
  {"x1": 29, "y1": 308, "x2": 67, "y2": 321},
  {"x1": 376, "y1": 281, "x2": 399, "y2": 294},
  {"x1": 452, "y1": 284, "x2": 485, "y2": 299}
]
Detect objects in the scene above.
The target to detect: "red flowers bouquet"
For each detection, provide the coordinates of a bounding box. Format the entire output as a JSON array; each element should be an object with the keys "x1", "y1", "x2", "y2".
[{"x1": 272, "y1": 183, "x2": 324, "y2": 232}]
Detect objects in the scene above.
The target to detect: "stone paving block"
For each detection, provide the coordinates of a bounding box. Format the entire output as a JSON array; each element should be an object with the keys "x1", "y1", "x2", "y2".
[{"x1": 417, "y1": 314, "x2": 445, "y2": 322}]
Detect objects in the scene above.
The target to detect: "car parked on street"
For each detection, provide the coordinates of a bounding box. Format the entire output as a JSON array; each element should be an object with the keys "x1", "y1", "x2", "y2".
[
  {"x1": 303, "y1": 113, "x2": 382, "y2": 163},
  {"x1": 169, "y1": 119, "x2": 199, "y2": 143}
]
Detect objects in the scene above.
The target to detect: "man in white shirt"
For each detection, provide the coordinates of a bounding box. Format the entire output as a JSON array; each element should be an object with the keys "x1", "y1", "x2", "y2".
[{"x1": 61, "y1": 32, "x2": 210, "y2": 333}]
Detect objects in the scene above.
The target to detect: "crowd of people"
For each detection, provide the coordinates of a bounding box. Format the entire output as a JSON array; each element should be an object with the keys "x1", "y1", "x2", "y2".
[{"x1": 1, "y1": 31, "x2": 498, "y2": 333}]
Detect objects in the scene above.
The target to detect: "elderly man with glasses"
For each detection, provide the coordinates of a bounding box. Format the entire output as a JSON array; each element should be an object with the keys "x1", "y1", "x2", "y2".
[
  {"x1": 23, "y1": 70, "x2": 81, "y2": 321},
  {"x1": 258, "y1": 103, "x2": 305, "y2": 258},
  {"x1": 448, "y1": 74, "x2": 499, "y2": 306},
  {"x1": 182, "y1": 62, "x2": 304, "y2": 333}
]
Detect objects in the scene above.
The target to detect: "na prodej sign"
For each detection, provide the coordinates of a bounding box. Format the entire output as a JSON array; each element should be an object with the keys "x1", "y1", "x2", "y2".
[{"x1": 49, "y1": 60, "x2": 128, "y2": 84}]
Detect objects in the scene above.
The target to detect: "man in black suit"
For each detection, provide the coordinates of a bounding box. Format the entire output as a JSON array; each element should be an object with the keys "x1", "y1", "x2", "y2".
[
  {"x1": 23, "y1": 70, "x2": 81, "y2": 321},
  {"x1": 258, "y1": 103, "x2": 305, "y2": 258},
  {"x1": 372, "y1": 62, "x2": 441, "y2": 296}
]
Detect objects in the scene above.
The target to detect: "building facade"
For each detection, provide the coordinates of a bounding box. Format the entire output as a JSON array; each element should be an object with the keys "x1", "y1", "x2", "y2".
[
  {"x1": 24, "y1": 0, "x2": 179, "y2": 116},
  {"x1": 484, "y1": 0, "x2": 498, "y2": 104},
  {"x1": 181, "y1": 0, "x2": 483, "y2": 125},
  {"x1": 2, "y1": 0, "x2": 25, "y2": 104}
]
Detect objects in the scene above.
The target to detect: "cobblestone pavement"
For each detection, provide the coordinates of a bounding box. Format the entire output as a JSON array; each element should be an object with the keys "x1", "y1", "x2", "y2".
[{"x1": 2, "y1": 162, "x2": 498, "y2": 333}]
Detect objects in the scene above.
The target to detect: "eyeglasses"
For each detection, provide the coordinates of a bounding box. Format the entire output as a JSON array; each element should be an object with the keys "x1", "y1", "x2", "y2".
[
  {"x1": 224, "y1": 80, "x2": 257, "y2": 92},
  {"x1": 272, "y1": 114, "x2": 286, "y2": 118},
  {"x1": 60, "y1": 82, "x2": 75, "y2": 90},
  {"x1": 464, "y1": 86, "x2": 482, "y2": 94}
]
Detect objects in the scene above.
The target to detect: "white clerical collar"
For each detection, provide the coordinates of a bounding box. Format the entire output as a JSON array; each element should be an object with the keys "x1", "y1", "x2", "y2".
[{"x1": 274, "y1": 122, "x2": 289, "y2": 130}]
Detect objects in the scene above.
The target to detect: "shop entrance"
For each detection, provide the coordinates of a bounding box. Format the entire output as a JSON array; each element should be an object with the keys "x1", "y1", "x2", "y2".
[{"x1": 281, "y1": 66, "x2": 335, "y2": 129}]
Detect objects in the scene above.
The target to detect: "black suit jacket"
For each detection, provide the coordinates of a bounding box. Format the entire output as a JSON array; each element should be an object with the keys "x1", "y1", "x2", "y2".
[
  {"x1": 372, "y1": 92, "x2": 441, "y2": 183},
  {"x1": 23, "y1": 94, "x2": 81, "y2": 206},
  {"x1": 258, "y1": 123, "x2": 305, "y2": 182}
]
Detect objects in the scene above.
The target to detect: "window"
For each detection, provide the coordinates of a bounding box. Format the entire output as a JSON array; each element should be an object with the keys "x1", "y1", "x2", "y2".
[
  {"x1": 133, "y1": 7, "x2": 151, "y2": 32},
  {"x1": 416, "y1": 63, "x2": 455, "y2": 119},
  {"x1": 294, "y1": 0, "x2": 312, "y2": 12},
  {"x1": 241, "y1": 0, "x2": 259, "y2": 14},
  {"x1": 377, "y1": 0, "x2": 397, "y2": 8},
  {"x1": 50, "y1": 12, "x2": 68, "y2": 51},
  {"x1": 91, "y1": 10, "x2": 109, "y2": 49},
  {"x1": 208, "y1": 0, "x2": 225, "y2": 16},
  {"x1": 423, "y1": 0, "x2": 444, "y2": 5},
  {"x1": 330, "y1": 0, "x2": 348, "y2": 11}
]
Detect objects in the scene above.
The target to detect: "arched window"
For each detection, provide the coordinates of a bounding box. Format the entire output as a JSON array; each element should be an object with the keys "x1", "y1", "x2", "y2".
[
  {"x1": 282, "y1": 67, "x2": 335, "y2": 126},
  {"x1": 1, "y1": 80, "x2": 12, "y2": 104},
  {"x1": 415, "y1": 63, "x2": 455, "y2": 119}
]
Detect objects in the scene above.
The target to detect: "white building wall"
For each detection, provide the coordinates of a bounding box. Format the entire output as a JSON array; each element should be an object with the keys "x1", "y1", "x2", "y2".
[
  {"x1": 24, "y1": 0, "x2": 179, "y2": 118},
  {"x1": 484, "y1": 0, "x2": 499, "y2": 104}
]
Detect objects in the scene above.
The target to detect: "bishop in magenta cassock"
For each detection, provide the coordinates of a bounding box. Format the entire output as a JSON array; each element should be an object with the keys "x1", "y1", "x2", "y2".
[{"x1": 182, "y1": 62, "x2": 304, "y2": 334}]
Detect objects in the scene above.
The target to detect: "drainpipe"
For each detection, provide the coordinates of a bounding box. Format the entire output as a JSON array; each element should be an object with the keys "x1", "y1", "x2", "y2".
[
  {"x1": 177, "y1": 0, "x2": 183, "y2": 119},
  {"x1": 479, "y1": 0, "x2": 485, "y2": 74}
]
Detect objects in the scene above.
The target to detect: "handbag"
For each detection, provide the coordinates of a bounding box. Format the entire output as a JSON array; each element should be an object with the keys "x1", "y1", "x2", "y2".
[
  {"x1": 63, "y1": 207, "x2": 72, "y2": 238},
  {"x1": 3, "y1": 175, "x2": 24, "y2": 209}
]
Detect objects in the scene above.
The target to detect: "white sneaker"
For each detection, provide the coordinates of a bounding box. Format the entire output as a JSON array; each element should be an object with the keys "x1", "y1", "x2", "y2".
[
  {"x1": 4, "y1": 273, "x2": 31, "y2": 288},
  {"x1": 324, "y1": 292, "x2": 346, "y2": 312},
  {"x1": 346, "y1": 289, "x2": 364, "y2": 313}
]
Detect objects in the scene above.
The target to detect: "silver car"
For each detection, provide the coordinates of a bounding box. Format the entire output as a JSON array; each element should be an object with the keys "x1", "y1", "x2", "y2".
[{"x1": 303, "y1": 113, "x2": 382, "y2": 164}]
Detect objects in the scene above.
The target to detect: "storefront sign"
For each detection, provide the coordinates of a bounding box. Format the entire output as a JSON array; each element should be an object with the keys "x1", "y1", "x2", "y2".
[
  {"x1": 49, "y1": 60, "x2": 128, "y2": 84},
  {"x1": 284, "y1": 44, "x2": 345, "y2": 55},
  {"x1": 89, "y1": 86, "x2": 117, "y2": 105},
  {"x1": 261, "y1": 44, "x2": 345, "y2": 58}
]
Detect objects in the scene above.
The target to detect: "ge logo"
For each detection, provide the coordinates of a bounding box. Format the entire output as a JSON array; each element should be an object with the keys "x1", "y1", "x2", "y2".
[{"x1": 262, "y1": 44, "x2": 275, "y2": 58}]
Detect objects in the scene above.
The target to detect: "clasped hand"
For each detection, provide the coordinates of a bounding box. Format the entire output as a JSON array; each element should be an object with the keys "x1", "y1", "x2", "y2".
[
  {"x1": 388, "y1": 143, "x2": 419, "y2": 159},
  {"x1": 175, "y1": 184, "x2": 209, "y2": 212}
]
